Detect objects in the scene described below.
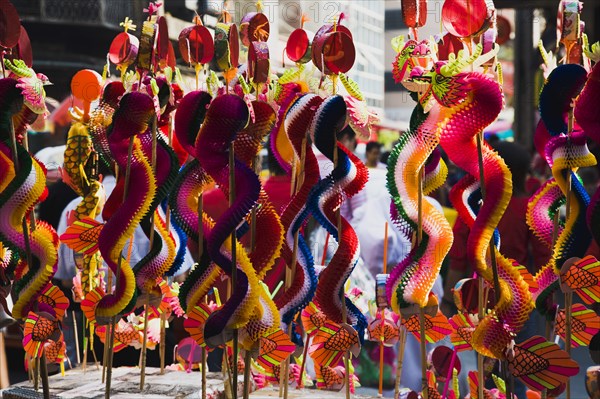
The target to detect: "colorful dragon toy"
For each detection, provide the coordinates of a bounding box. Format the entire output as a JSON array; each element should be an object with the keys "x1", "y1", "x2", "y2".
[
  {"x1": 0, "y1": 76, "x2": 61, "y2": 322},
  {"x1": 193, "y1": 94, "x2": 260, "y2": 347},
  {"x1": 275, "y1": 93, "x2": 322, "y2": 330},
  {"x1": 385, "y1": 37, "x2": 453, "y2": 315},
  {"x1": 92, "y1": 91, "x2": 157, "y2": 322},
  {"x1": 532, "y1": 64, "x2": 595, "y2": 318},
  {"x1": 415, "y1": 46, "x2": 533, "y2": 359},
  {"x1": 310, "y1": 95, "x2": 368, "y2": 337}
]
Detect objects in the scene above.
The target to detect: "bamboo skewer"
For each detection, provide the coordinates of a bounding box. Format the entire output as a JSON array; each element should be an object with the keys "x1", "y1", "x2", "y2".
[
  {"x1": 378, "y1": 222, "x2": 389, "y2": 397},
  {"x1": 229, "y1": 142, "x2": 239, "y2": 399},
  {"x1": 198, "y1": 193, "x2": 208, "y2": 399},
  {"x1": 10, "y1": 120, "x2": 50, "y2": 398},
  {"x1": 139, "y1": 115, "x2": 158, "y2": 390},
  {"x1": 416, "y1": 167, "x2": 427, "y2": 399},
  {"x1": 105, "y1": 135, "x2": 135, "y2": 399}
]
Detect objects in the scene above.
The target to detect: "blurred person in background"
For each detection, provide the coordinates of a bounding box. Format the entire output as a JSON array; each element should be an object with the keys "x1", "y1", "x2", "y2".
[{"x1": 365, "y1": 141, "x2": 386, "y2": 169}]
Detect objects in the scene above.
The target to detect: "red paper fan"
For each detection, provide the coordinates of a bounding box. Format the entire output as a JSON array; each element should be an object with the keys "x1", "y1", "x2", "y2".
[
  {"x1": 431, "y1": 346, "x2": 461, "y2": 383},
  {"x1": 248, "y1": 41, "x2": 270, "y2": 84},
  {"x1": 312, "y1": 23, "x2": 354, "y2": 75},
  {"x1": 239, "y1": 12, "x2": 270, "y2": 46},
  {"x1": 178, "y1": 24, "x2": 214, "y2": 65},
  {"x1": 441, "y1": 0, "x2": 489, "y2": 38},
  {"x1": 286, "y1": 28, "x2": 311, "y2": 64},
  {"x1": 109, "y1": 32, "x2": 139, "y2": 67},
  {"x1": 402, "y1": 0, "x2": 428, "y2": 29},
  {"x1": 11, "y1": 26, "x2": 32, "y2": 67},
  {"x1": 0, "y1": 0, "x2": 20, "y2": 49},
  {"x1": 155, "y1": 16, "x2": 170, "y2": 70}
]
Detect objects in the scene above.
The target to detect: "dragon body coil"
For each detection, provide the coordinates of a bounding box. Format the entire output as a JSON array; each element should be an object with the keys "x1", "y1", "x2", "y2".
[
  {"x1": 275, "y1": 93, "x2": 322, "y2": 329},
  {"x1": 94, "y1": 92, "x2": 157, "y2": 320},
  {"x1": 310, "y1": 95, "x2": 367, "y2": 337},
  {"x1": 385, "y1": 98, "x2": 453, "y2": 312},
  {"x1": 0, "y1": 78, "x2": 59, "y2": 320},
  {"x1": 426, "y1": 63, "x2": 533, "y2": 359}
]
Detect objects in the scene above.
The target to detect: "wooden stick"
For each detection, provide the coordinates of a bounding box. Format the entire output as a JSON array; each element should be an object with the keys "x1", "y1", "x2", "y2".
[
  {"x1": 71, "y1": 310, "x2": 81, "y2": 366},
  {"x1": 477, "y1": 275, "x2": 485, "y2": 399},
  {"x1": 395, "y1": 324, "x2": 407, "y2": 397},
  {"x1": 34, "y1": 356, "x2": 40, "y2": 391},
  {"x1": 298, "y1": 335, "x2": 311, "y2": 389},
  {"x1": 378, "y1": 222, "x2": 389, "y2": 397},
  {"x1": 140, "y1": 115, "x2": 158, "y2": 390},
  {"x1": 229, "y1": 142, "x2": 239, "y2": 399},
  {"x1": 40, "y1": 353, "x2": 50, "y2": 399},
  {"x1": 243, "y1": 351, "x2": 252, "y2": 399},
  {"x1": 197, "y1": 192, "x2": 208, "y2": 399},
  {"x1": 106, "y1": 136, "x2": 135, "y2": 399},
  {"x1": 419, "y1": 308, "x2": 428, "y2": 399},
  {"x1": 416, "y1": 167, "x2": 427, "y2": 399},
  {"x1": 565, "y1": 291, "x2": 573, "y2": 399}
]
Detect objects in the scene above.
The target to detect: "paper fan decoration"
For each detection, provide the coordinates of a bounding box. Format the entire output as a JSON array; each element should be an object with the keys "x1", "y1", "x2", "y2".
[
  {"x1": 59, "y1": 217, "x2": 104, "y2": 255},
  {"x1": 560, "y1": 255, "x2": 600, "y2": 304},
  {"x1": 301, "y1": 302, "x2": 327, "y2": 337},
  {"x1": 44, "y1": 336, "x2": 66, "y2": 364},
  {"x1": 402, "y1": 310, "x2": 453, "y2": 343},
  {"x1": 507, "y1": 335, "x2": 579, "y2": 392},
  {"x1": 468, "y1": 370, "x2": 505, "y2": 399},
  {"x1": 256, "y1": 328, "x2": 295, "y2": 370},
  {"x1": 367, "y1": 312, "x2": 400, "y2": 346},
  {"x1": 315, "y1": 365, "x2": 345, "y2": 391},
  {"x1": 96, "y1": 319, "x2": 142, "y2": 352},
  {"x1": 425, "y1": 370, "x2": 442, "y2": 399},
  {"x1": 81, "y1": 286, "x2": 104, "y2": 323},
  {"x1": 309, "y1": 321, "x2": 360, "y2": 368},
  {"x1": 555, "y1": 303, "x2": 600, "y2": 347},
  {"x1": 22, "y1": 311, "x2": 61, "y2": 358},
  {"x1": 37, "y1": 283, "x2": 69, "y2": 321},
  {"x1": 183, "y1": 303, "x2": 213, "y2": 350},
  {"x1": 448, "y1": 313, "x2": 477, "y2": 352}
]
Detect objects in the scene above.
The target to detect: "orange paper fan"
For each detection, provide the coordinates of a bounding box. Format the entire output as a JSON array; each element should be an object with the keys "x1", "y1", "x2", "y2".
[
  {"x1": 507, "y1": 335, "x2": 579, "y2": 392},
  {"x1": 309, "y1": 321, "x2": 360, "y2": 368},
  {"x1": 257, "y1": 328, "x2": 295, "y2": 370},
  {"x1": 402, "y1": 310, "x2": 453, "y2": 343},
  {"x1": 555, "y1": 303, "x2": 600, "y2": 348},
  {"x1": 448, "y1": 313, "x2": 477, "y2": 352},
  {"x1": 38, "y1": 283, "x2": 69, "y2": 321},
  {"x1": 560, "y1": 255, "x2": 600, "y2": 304},
  {"x1": 22, "y1": 312, "x2": 60, "y2": 358},
  {"x1": 183, "y1": 303, "x2": 213, "y2": 350},
  {"x1": 301, "y1": 302, "x2": 327, "y2": 337},
  {"x1": 59, "y1": 217, "x2": 103, "y2": 255}
]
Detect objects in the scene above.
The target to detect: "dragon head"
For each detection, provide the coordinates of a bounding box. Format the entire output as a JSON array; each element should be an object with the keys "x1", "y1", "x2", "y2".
[
  {"x1": 411, "y1": 45, "x2": 483, "y2": 109},
  {"x1": 392, "y1": 36, "x2": 435, "y2": 85}
]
